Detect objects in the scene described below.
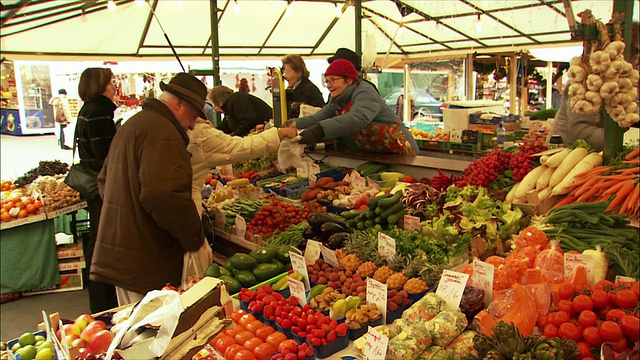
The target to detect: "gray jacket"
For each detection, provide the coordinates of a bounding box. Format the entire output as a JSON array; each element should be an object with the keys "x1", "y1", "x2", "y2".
[{"x1": 549, "y1": 87, "x2": 604, "y2": 151}]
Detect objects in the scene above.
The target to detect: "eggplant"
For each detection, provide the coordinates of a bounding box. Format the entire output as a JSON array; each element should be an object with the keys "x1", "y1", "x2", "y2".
[
  {"x1": 320, "y1": 222, "x2": 348, "y2": 240},
  {"x1": 326, "y1": 232, "x2": 350, "y2": 250},
  {"x1": 302, "y1": 225, "x2": 318, "y2": 240},
  {"x1": 296, "y1": 239, "x2": 308, "y2": 251},
  {"x1": 307, "y1": 212, "x2": 347, "y2": 232}
]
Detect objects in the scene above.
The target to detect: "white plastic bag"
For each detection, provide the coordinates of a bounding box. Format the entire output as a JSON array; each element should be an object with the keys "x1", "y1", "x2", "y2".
[
  {"x1": 181, "y1": 243, "x2": 213, "y2": 290},
  {"x1": 277, "y1": 136, "x2": 306, "y2": 170}
]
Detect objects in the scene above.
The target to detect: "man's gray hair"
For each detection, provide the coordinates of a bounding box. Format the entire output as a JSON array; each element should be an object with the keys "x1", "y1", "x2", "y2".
[{"x1": 158, "y1": 90, "x2": 179, "y2": 103}]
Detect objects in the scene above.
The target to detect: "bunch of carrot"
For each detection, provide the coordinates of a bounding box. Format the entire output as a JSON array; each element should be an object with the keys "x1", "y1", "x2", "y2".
[{"x1": 553, "y1": 146, "x2": 639, "y2": 219}]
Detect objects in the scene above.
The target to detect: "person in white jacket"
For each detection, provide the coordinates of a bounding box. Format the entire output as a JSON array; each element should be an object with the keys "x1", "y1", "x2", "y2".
[
  {"x1": 181, "y1": 117, "x2": 297, "y2": 286},
  {"x1": 49, "y1": 89, "x2": 73, "y2": 149}
]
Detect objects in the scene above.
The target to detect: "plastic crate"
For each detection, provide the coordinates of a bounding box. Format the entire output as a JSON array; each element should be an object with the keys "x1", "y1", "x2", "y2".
[
  {"x1": 285, "y1": 181, "x2": 309, "y2": 199},
  {"x1": 314, "y1": 168, "x2": 346, "y2": 182},
  {"x1": 416, "y1": 139, "x2": 448, "y2": 150},
  {"x1": 461, "y1": 130, "x2": 478, "y2": 144},
  {"x1": 317, "y1": 200, "x2": 346, "y2": 215},
  {"x1": 449, "y1": 142, "x2": 478, "y2": 152}
]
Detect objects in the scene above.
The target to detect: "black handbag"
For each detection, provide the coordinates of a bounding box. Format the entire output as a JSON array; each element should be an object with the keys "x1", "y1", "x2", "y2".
[{"x1": 64, "y1": 126, "x2": 99, "y2": 200}]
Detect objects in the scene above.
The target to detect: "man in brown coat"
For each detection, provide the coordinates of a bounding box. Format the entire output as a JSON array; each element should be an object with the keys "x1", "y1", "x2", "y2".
[{"x1": 92, "y1": 73, "x2": 207, "y2": 305}]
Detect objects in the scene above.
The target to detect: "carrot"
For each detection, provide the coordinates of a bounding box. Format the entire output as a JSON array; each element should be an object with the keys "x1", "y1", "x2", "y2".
[
  {"x1": 622, "y1": 159, "x2": 640, "y2": 165},
  {"x1": 620, "y1": 189, "x2": 634, "y2": 214},
  {"x1": 618, "y1": 167, "x2": 639, "y2": 174},
  {"x1": 627, "y1": 183, "x2": 639, "y2": 215},
  {"x1": 625, "y1": 147, "x2": 639, "y2": 160},
  {"x1": 599, "y1": 174, "x2": 638, "y2": 181},
  {"x1": 574, "y1": 165, "x2": 610, "y2": 179},
  {"x1": 606, "y1": 181, "x2": 636, "y2": 211},
  {"x1": 604, "y1": 180, "x2": 630, "y2": 195},
  {"x1": 553, "y1": 195, "x2": 578, "y2": 209},
  {"x1": 574, "y1": 177, "x2": 603, "y2": 197},
  {"x1": 577, "y1": 186, "x2": 601, "y2": 203}
]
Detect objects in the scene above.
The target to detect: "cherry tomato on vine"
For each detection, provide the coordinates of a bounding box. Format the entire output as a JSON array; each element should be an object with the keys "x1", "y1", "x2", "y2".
[
  {"x1": 559, "y1": 322, "x2": 582, "y2": 342},
  {"x1": 573, "y1": 295, "x2": 594, "y2": 313},
  {"x1": 600, "y1": 321, "x2": 623, "y2": 342},
  {"x1": 578, "y1": 310, "x2": 598, "y2": 328},
  {"x1": 591, "y1": 290, "x2": 609, "y2": 309},
  {"x1": 582, "y1": 326, "x2": 603, "y2": 347}
]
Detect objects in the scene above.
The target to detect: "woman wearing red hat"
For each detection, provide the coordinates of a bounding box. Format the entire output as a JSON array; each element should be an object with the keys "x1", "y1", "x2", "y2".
[{"x1": 290, "y1": 59, "x2": 418, "y2": 155}]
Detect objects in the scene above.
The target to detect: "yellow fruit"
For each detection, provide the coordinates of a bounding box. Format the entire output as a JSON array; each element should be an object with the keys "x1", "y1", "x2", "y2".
[
  {"x1": 35, "y1": 348, "x2": 55, "y2": 360},
  {"x1": 373, "y1": 266, "x2": 395, "y2": 283},
  {"x1": 19, "y1": 345, "x2": 36, "y2": 360},
  {"x1": 386, "y1": 272, "x2": 408, "y2": 290},
  {"x1": 19, "y1": 333, "x2": 36, "y2": 347},
  {"x1": 356, "y1": 261, "x2": 377, "y2": 278},
  {"x1": 404, "y1": 278, "x2": 428, "y2": 293},
  {"x1": 339, "y1": 254, "x2": 362, "y2": 272}
]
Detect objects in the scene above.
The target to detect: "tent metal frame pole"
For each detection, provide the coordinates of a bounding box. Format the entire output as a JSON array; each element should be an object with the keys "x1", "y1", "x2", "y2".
[
  {"x1": 355, "y1": 0, "x2": 362, "y2": 58},
  {"x1": 210, "y1": 0, "x2": 222, "y2": 128}
]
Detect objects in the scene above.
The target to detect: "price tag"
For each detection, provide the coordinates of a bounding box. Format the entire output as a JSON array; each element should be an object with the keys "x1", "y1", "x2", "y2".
[
  {"x1": 564, "y1": 253, "x2": 594, "y2": 284},
  {"x1": 366, "y1": 278, "x2": 388, "y2": 324},
  {"x1": 297, "y1": 163, "x2": 309, "y2": 178},
  {"x1": 287, "y1": 277, "x2": 307, "y2": 306},
  {"x1": 304, "y1": 240, "x2": 321, "y2": 265},
  {"x1": 343, "y1": 172, "x2": 353, "y2": 183},
  {"x1": 320, "y1": 245, "x2": 340, "y2": 268},
  {"x1": 215, "y1": 180, "x2": 224, "y2": 191},
  {"x1": 235, "y1": 215, "x2": 246, "y2": 239},
  {"x1": 367, "y1": 177, "x2": 381, "y2": 192},
  {"x1": 309, "y1": 173, "x2": 317, "y2": 187},
  {"x1": 615, "y1": 275, "x2": 636, "y2": 283},
  {"x1": 364, "y1": 326, "x2": 389, "y2": 360},
  {"x1": 289, "y1": 252, "x2": 310, "y2": 290},
  {"x1": 308, "y1": 162, "x2": 320, "y2": 176},
  {"x1": 215, "y1": 208, "x2": 225, "y2": 229},
  {"x1": 352, "y1": 172, "x2": 366, "y2": 190},
  {"x1": 436, "y1": 270, "x2": 469, "y2": 310},
  {"x1": 377, "y1": 232, "x2": 396, "y2": 262},
  {"x1": 221, "y1": 164, "x2": 233, "y2": 177},
  {"x1": 403, "y1": 215, "x2": 421, "y2": 231},
  {"x1": 471, "y1": 259, "x2": 494, "y2": 306}
]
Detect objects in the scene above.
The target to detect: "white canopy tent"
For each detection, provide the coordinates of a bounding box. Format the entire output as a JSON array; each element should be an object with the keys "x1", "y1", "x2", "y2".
[{"x1": 1, "y1": 0, "x2": 637, "y2": 62}]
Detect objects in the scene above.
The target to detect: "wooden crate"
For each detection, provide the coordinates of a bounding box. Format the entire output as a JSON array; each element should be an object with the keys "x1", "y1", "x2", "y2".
[{"x1": 22, "y1": 269, "x2": 84, "y2": 296}]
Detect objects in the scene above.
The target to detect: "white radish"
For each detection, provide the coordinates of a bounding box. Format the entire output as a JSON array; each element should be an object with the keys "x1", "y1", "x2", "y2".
[
  {"x1": 535, "y1": 165, "x2": 554, "y2": 191},
  {"x1": 549, "y1": 147, "x2": 589, "y2": 188},
  {"x1": 516, "y1": 165, "x2": 548, "y2": 200},
  {"x1": 545, "y1": 148, "x2": 571, "y2": 168},
  {"x1": 505, "y1": 182, "x2": 520, "y2": 203},
  {"x1": 538, "y1": 187, "x2": 552, "y2": 201},
  {"x1": 540, "y1": 155, "x2": 550, "y2": 165},
  {"x1": 552, "y1": 152, "x2": 603, "y2": 195}
]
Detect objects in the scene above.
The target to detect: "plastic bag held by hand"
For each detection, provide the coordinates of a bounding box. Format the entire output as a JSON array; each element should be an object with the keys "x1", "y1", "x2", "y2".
[{"x1": 277, "y1": 136, "x2": 306, "y2": 170}]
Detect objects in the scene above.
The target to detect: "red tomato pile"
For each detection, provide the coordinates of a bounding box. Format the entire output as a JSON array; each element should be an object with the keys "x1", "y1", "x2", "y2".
[
  {"x1": 248, "y1": 200, "x2": 323, "y2": 236},
  {"x1": 538, "y1": 280, "x2": 639, "y2": 358},
  {"x1": 270, "y1": 342, "x2": 316, "y2": 360}
]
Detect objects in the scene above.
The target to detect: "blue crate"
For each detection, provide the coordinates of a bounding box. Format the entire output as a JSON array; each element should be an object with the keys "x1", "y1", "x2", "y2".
[{"x1": 314, "y1": 168, "x2": 347, "y2": 182}]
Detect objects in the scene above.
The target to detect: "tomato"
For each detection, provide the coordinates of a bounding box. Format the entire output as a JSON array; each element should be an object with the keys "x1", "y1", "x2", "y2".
[
  {"x1": 254, "y1": 325, "x2": 276, "y2": 342},
  {"x1": 209, "y1": 332, "x2": 228, "y2": 347},
  {"x1": 593, "y1": 280, "x2": 614, "y2": 292},
  {"x1": 608, "y1": 336, "x2": 628, "y2": 352},
  {"x1": 278, "y1": 339, "x2": 298, "y2": 352},
  {"x1": 615, "y1": 289, "x2": 638, "y2": 309},
  {"x1": 619, "y1": 314, "x2": 640, "y2": 339},
  {"x1": 238, "y1": 313, "x2": 258, "y2": 328},
  {"x1": 591, "y1": 290, "x2": 609, "y2": 309},
  {"x1": 537, "y1": 314, "x2": 549, "y2": 329},
  {"x1": 230, "y1": 310, "x2": 248, "y2": 324},
  {"x1": 578, "y1": 310, "x2": 598, "y2": 328},
  {"x1": 576, "y1": 342, "x2": 592, "y2": 359},
  {"x1": 544, "y1": 324, "x2": 559, "y2": 338},
  {"x1": 630, "y1": 282, "x2": 639, "y2": 298},
  {"x1": 225, "y1": 344, "x2": 245, "y2": 360},
  {"x1": 573, "y1": 295, "x2": 594, "y2": 313},
  {"x1": 253, "y1": 343, "x2": 277, "y2": 360},
  {"x1": 243, "y1": 337, "x2": 264, "y2": 352},
  {"x1": 244, "y1": 320, "x2": 265, "y2": 334},
  {"x1": 214, "y1": 335, "x2": 237, "y2": 354},
  {"x1": 600, "y1": 321, "x2": 623, "y2": 342},
  {"x1": 224, "y1": 326, "x2": 246, "y2": 337},
  {"x1": 559, "y1": 322, "x2": 582, "y2": 342},
  {"x1": 558, "y1": 283, "x2": 576, "y2": 300},
  {"x1": 265, "y1": 332, "x2": 287, "y2": 349},
  {"x1": 552, "y1": 311, "x2": 570, "y2": 327},
  {"x1": 235, "y1": 331, "x2": 255, "y2": 346},
  {"x1": 605, "y1": 309, "x2": 627, "y2": 322},
  {"x1": 234, "y1": 349, "x2": 256, "y2": 360},
  {"x1": 558, "y1": 300, "x2": 575, "y2": 314},
  {"x1": 582, "y1": 326, "x2": 603, "y2": 347}
]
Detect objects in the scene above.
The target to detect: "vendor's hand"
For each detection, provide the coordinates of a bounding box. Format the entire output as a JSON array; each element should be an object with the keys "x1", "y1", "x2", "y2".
[
  {"x1": 282, "y1": 120, "x2": 297, "y2": 129},
  {"x1": 250, "y1": 123, "x2": 265, "y2": 135},
  {"x1": 299, "y1": 124, "x2": 324, "y2": 145},
  {"x1": 277, "y1": 127, "x2": 298, "y2": 140}
]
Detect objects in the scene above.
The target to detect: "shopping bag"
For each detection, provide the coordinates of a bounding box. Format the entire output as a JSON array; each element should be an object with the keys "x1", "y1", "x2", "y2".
[
  {"x1": 180, "y1": 243, "x2": 213, "y2": 290},
  {"x1": 277, "y1": 136, "x2": 306, "y2": 170},
  {"x1": 64, "y1": 163, "x2": 99, "y2": 200}
]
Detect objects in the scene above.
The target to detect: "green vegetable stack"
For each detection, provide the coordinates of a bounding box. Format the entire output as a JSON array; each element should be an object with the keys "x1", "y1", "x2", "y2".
[
  {"x1": 353, "y1": 162, "x2": 390, "y2": 177},
  {"x1": 204, "y1": 244, "x2": 296, "y2": 294},
  {"x1": 342, "y1": 191, "x2": 405, "y2": 231}
]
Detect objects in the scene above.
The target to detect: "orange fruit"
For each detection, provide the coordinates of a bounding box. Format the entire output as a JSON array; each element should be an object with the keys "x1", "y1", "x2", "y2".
[
  {"x1": 9, "y1": 184, "x2": 16, "y2": 190},
  {"x1": 26, "y1": 204, "x2": 36, "y2": 214},
  {"x1": 18, "y1": 210, "x2": 28, "y2": 218},
  {"x1": 210, "y1": 179, "x2": 218, "y2": 187},
  {"x1": 205, "y1": 173, "x2": 213, "y2": 184},
  {"x1": 10, "y1": 197, "x2": 21, "y2": 204},
  {"x1": 1, "y1": 213, "x2": 11, "y2": 222},
  {"x1": 34, "y1": 201, "x2": 43, "y2": 209},
  {"x1": 14, "y1": 201, "x2": 25, "y2": 209}
]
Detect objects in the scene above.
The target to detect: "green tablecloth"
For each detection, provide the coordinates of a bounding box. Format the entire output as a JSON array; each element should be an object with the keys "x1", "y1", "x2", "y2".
[
  {"x1": 53, "y1": 209, "x2": 89, "y2": 235},
  {"x1": 1, "y1": 219, "x2": 60, "y2": 293}
]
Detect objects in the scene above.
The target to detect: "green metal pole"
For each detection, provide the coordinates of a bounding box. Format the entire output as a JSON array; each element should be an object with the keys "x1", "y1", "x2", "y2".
[
  {"x1": 355, "y1": 0, "x2": 362, "y2": 59},
  {"x1": 604, "y1": 0, "x2": 634, "y2": 161},
  {"x1": 210, "y1": 0, "x2": 222, "y2": 128}
]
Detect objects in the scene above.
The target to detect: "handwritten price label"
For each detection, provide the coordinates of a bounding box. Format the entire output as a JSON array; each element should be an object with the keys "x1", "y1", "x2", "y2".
[
  {"x1": 220, "y1": 164, "x2": 233, "y2": 176},
  {"x1": 615, "y1": 275, "x2": 636, "y2": 283},
  {"x1": 309, "y1": 173, "x2": 317, "y2": 187},
  {"x1": 308, "y1": 162, "x2": 320, "y2": 176},
  {"x1": 564, "y1": 253, "x2": 594, "y2": 284},
  {"x1": 436, "y1": 270, "x2": 469, "y2": 310},
  {"x1": 366, "y1": 278, "x2": 388, "y2": 324},
  {"x1": 320, "y1": 245, "x2": 340, "y2": 268},
  {"x1": 235, "y1": 215, "x2": 246, "y2": 239},
  {"x1": 352, "y1": 172, "x2": 366, "y2": 190},
  {"x1": 471, "y1": 259, "x2": 494, "y2": 306},
  {"x1": 296, "y1": 164, "x2": 309, "y2": 178},
  {"x1": 377, "y1": 232, "x2": 396, "y2": 262},
  {"x1": 215, "y1": 180, "x2": 224, "y2": 191},
  {"x1": 287, "y1": 277, "x2": 307, "y2": 306},
  {"x1": 304, "y1": 240, "x2": 321, "y2": 265},
  {"x1": 289, "y1": 252, "x2": 310, "y2": 290},
  {"x1": 215, "y1": 208, "x2": 225, "y2": 229},
  {"x1": 403, "y1": 215, "x2": 421, "y2": 231},
  {"x1": 364, "y1": 326, "x2": 389, "y2": 360}
]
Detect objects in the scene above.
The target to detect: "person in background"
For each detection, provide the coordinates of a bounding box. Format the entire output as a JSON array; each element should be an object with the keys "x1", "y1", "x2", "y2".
[
  {"x1": 92, "y1": 73, "x2": 205, "y2": 306},
  {"x1": 281, "y1": 54, "x2": 325, "y2": 119},
  {"x1": 208, "y1": 85, "x2": 272, "y2": 137},
  {"x1": 395, "y1": 85, "x2": 416, "y2": 121},
  {"x1": 288, "y1": 59, "x2": 418, "y2": 155},
  {"x1": 328, "y1": 47, "x2": 379, "y2": 94},
  {"x1": 75, "y1": 68, "x2": 118, "y2": 313},
  {"x1": 49, "y1": 89, "x2": 72, "y2": 150},
  {"x1": 203, "y1": 99, "x2": 216, "y2": 125}
]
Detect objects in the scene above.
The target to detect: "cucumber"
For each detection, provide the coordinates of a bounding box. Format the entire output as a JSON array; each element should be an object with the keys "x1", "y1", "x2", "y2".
[
  {"x1": 341, "y1": 210, "x2": 365, "y2": 219},
  {"x1": 365, "y1": 219, "x2": 375, "y2": 227},
  {"x1": 366, "y1": 209, "x2": 376, "y2": 219},
  {"x1": 234, "y1": 271, "x2": 257, "y2": 287},
  {"x1": 249, "y1": 247, "x2": 277, "y2": 263},
  {"x1": 387, "y1": 209, "x2": 406, "y2": 227},
  {"x1": 374, "y1": 216, "x2": 384, "y2": 224},
  {"x1": 368, "y1": 193, "x2": 392, "y2": 208},
  {"x1": 356, "y1": 221, "x2": 366, "y2": 230},
  {"x1": 229, "y1": 253, "x2": 257, "y2": 270},
  {"x1": 276, "y1": 245, "x2": 296, "y2": 263},
  {"x1": 378, "y1": 191, "x2": 402, "y2": 208},
  {"x1": 347, "y1": 219, "x2": 358, "y2": 229},
  {"x1": 252, "y1": 263, "x2": 283, "y2": 281},
  {"x1": 219, "y1": 275, "x2": 242, "y2": 294},
  {"x1": 380, "y1": 202, "x2": 404, "y2": 219},
  {"x1": 375, "y1": 206, "x2": 384, "y2": 215}
]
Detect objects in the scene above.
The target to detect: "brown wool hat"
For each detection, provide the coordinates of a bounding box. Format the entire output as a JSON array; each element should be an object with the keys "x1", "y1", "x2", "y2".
[{"x1": 159, "y1": 72, "x2": 207, "y2": 119}]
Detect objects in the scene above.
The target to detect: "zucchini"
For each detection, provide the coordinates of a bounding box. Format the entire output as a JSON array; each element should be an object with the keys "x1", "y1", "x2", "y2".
[
  {"x1": 387, "y1": 209, "x2": 406, "y2": 227},
  {"x1": 374, "y1": 216, "x2": 384, "y2": 224},
  {"x1": 378, "y1": 191, "x2": 402, "y2": 208},
  {"x1": 365, "y1": 219, "x2": 375, "y2": 227},
  {"x1": 252, "y1": 263, "x2": 283, "y2": 281},
  {"x1": 367, "y1": 193, "x2": 392, "y2": 208},
  {"x1": 229, "y1": 253, "x2": 258, "y2": 270},
  {"x1": 234, "y1": 270, "x2": 257, "y2": 287},
  {"x1": 356, "y1": 221, "x2": 366, "y2": 230},
  {"x1": 219, "y1": 275, "x2": 242, "y2": 294},
  {"x1": 340, "y1": 210, "x2": 365, "y2": 219},
  {"x1": 375, "y1": 206, "x2": 384, "y2": 215},
  {"x1": 249, "y1": 247, "x2": 277, "y2": 263},
  {"x1": 366, "y1": 210, "x2": 376, "y2": 219},
  {"x1": 380, "y1": 202, "x2": 404, "y2": 219}
]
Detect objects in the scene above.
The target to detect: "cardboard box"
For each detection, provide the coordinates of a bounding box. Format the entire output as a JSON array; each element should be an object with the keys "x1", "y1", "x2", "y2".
[
  {"x1": 58, "y1": 258, "x2": 86, "y2": 271},
  {"x1": 443, "y1": 101, "x2": 504, "y2": 132},
  {"x1": 23, "y1": 269, "x2": 84, "y2": 296},
  {"x1": 512, "y1": 190, "x2": 562, "y2": 216},
  {"x1": 57, "y1": 242, "x2": 83, "y2": 259}
]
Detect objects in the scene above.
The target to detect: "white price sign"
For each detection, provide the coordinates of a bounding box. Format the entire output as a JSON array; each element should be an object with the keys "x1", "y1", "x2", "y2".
[
  {"x1": 289, "y1": 252, "x2": 310, "y2": 290},
  {"x1": 320, "y1": 245, "x2": 340, "y2": 268},
  {"x1": 377, "y1": 232, "x2": 396, "y2": 262},
  {"x1": 308, "y1": 162, "x2": 320, "y2": 176},
  {"x1": 297, "y1": 163, "x2": 309, "y2": 178},
  {"x1": 287, "y1": 277, "x2": 307, "y2": 306},
  {"x1": 309, "y1": 173, "x2": 317, "y2": 187},
  {"x1": 564, "y1": 253, "x2": 594, "y2": 284},
  {"x1": 220, "y1": 164, "x2": 233, "y2": 176},
  {"x1": 304, "y1": 240, "x2": 321, "y2": 265},
  {"x1": 403, "y1": 215, "x2": 421, "y2": 231},
  {"x1": 615, "y1": 276, "x2": 636, "y2": 283},
  {"x1": 352, "y1": 172, "x2": 366, "y2": 190},
  {"x1": 471, "y1": 259, "x2": 494, "y2": 306},
  {"x1": 364, "y1": 326, "x2": 389, "y2": 360},
  {"x1": 215, "y1": 208, "x2": 225, "y2": 229},
  {"x1": 215, "y1": 180, "x2": 224, "y2": 191},
  {"x1": 235, "y1": 215, "x2": 246, "y2": 239},
  {"x1": 366, "y1": 278, "x2": 388, "y2": 324},
  {"x1": 436, "y1": 270, "x2": 469, "y2": 310}
]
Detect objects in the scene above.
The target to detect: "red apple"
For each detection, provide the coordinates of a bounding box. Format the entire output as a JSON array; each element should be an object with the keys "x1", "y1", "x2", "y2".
[
  {"x1": 70, "y1": 337, "x2": 87, "y2": 349},
  {"x1": 74, "y1": 314, "x2": 96, "y2": 331},
  {"x1": 61, "y1": 324, "x2": 81, "y2": 336},
  {"x1": 78, "y1": 347, "x2": 92, "y2": 360},
  {"x1": 87, "y1": 330, "x2": 113, "y2": 354},
  {"x1": 64, "y1": 334, "x2": 81, "y2": 346},
  {"x1": 81, "y1": 321, "x2": 107, "y2": 342}
]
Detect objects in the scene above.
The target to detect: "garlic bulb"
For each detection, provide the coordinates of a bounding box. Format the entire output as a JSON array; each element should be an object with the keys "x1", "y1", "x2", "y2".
[
  {"x1": 599, "y1": 81, "x2": 619, "y2": 100},
  {"x1": 610, "y1": 92, "x2": 631, "y2": 107},
  {"x1": 603, "y1": 60, "x2": 624, "y2": 80},
  {"x1": 589, "y1": 51, "x2": 611, "y2": 74},
  {"x1": 586, "y1": 74, "x2": 603, "y2": 91},
  {"x1": 604, "y1": 41, "x2": 625, "y2": 60},
  {"x1": 568, "y1": 65, "x2": 587, "y2": 83},
  {"x1": 584, "y1": 91, "x2": 602, "y2": 106}
]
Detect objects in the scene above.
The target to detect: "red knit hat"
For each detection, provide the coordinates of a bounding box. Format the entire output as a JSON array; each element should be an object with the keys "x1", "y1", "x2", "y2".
[{"x1": 324, "y1": 59, "x2": 359, "y2": 81}]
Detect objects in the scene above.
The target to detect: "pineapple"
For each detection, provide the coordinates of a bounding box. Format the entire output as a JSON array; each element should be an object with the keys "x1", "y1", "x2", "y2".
[
  {"x1": 403, "y1": 278, "x2": 428, "y2": 293},
  {"x1": 335, "y1": 249, "x2": 346, "y2": 261},
  {"x1": 386, "y1": 272, "x2": 408, "y2": 290},
  {"x1": 373, "y1": 266, "x2": 395, "y2": 283},
  {"x1": 356, "y1": 261, "x2": 377, "y2": 278},
  {"x1": 340, "y1": 254, "x2": 362, "y2": 272}
]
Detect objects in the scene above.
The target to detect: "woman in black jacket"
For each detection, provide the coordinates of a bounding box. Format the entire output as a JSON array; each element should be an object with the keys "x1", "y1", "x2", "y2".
[
  {"x1": 209, "y1": 85, "x2": 272, "y2": 137},
  {"x1": 75, "y1": 67, "x2": 118, "y2": 313},
  {"x1": 281, "y1": 54, "x2": 325, "y2": 119}
]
